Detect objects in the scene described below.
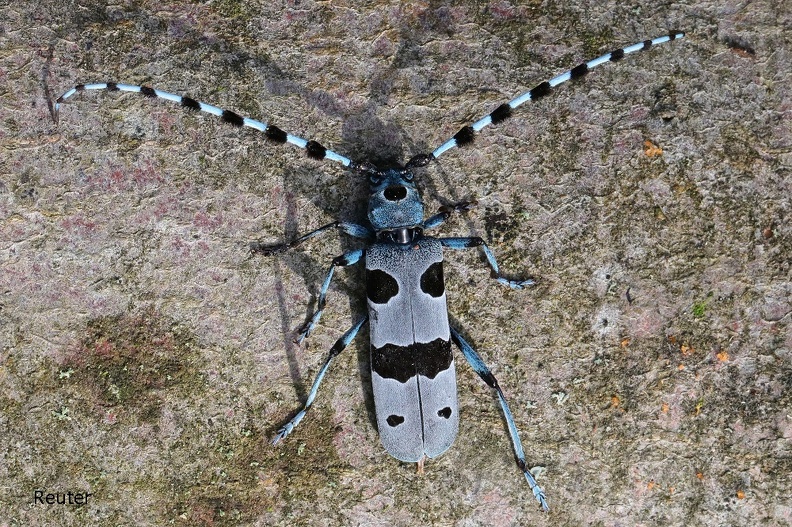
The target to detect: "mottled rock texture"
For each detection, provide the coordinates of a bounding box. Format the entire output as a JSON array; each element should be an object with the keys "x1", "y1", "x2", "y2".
[{"x1": 1, "y1": 1, "x2": 789, "y2": 526}]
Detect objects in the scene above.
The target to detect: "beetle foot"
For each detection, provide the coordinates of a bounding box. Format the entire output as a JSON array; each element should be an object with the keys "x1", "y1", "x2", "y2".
[
  {"x1": 270, "y1": 426, "x2": 291, "y2": 445},
  {"x1": 498, "y1": 277, "x2": 537, "y2": 289}
]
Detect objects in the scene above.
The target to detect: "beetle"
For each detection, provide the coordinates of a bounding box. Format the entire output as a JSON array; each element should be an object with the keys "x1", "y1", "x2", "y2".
[{"x1": 56, "y1": 31, "x2": 685, "y2": 511}]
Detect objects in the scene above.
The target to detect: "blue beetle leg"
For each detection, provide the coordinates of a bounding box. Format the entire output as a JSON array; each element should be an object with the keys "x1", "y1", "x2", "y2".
[
  {"x1": 296, "y1": 249, "x2": 364, "y2": 344},
  {"x1": 272, "y1": 315, "x2": 368, "y2": 445},
  {"x1": 251, "y1": 221, "x2": 372, "y2": 256},
  {"x1": 440, "y1": 237, "x2": 535, "y2": 289},
  {"x1": 422, "y1": 200, "x2": 478, "y2": 231},
  {"x1": 450, "y1": 326, "x2": 549, "y2": 512}
]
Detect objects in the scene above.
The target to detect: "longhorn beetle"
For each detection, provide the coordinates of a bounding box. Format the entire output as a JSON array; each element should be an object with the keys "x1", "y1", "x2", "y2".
[{"x1": 56, "y1": 31, "x2": 686, "y2": 511}]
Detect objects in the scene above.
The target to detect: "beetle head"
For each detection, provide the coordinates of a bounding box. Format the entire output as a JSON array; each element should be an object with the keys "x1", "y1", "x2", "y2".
[{"x1": 366, "y1": 168, "x2": 424, "y2": 231}]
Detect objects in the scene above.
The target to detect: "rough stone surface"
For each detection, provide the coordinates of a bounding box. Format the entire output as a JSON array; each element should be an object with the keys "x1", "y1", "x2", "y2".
[{"x1": 1, "y1": 1, "x2": 790, "y2": 526}]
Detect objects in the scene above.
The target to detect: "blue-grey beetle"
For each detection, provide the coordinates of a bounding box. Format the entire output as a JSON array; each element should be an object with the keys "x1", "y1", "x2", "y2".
[{"x1": 56, "y1": 31, "x2": 686, "y2": 512}]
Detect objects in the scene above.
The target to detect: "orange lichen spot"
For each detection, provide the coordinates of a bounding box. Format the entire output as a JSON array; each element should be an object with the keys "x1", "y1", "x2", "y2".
[
  {"x1": 611, "y1": 395, "x2": 621, "y2": 408},
  {"x1": 647, "y1": 480, "x2": 656, "y2": 490},
  {"x1": 661, "y1": 402, "x2": 669, "y2": 414},
  {"x1": 620, "y1": 338, "x2": 630, "y2": 349},
  {"x1": 644, "y1": 140, "x2": 663, "y2": 157},
  {"x1": 668, "y1": 335, "x2": 678, "y2": 345},
  {"x1": 728, "y1": 41, "x2": 756, "y2": 58},
  {"x1": 731, "y1": 48, "x2": 755, "y2": 59},
  {"x1": 680, "y1": 344, "x2": 694, "y2": 356},
  {"x1": 677, "y1": 363, "x2": 685, "y2": 371},
  {"x1": 669, "y1": 486, "x2": 675, "y2": 494},
  {"x1": 736, "y1": 489, "x2": 745, "y2": 499},
  {"x1": 716, "y1": 350, "x2": 730, "y2": 362},
  {"x1": 696, "y1": 472, "x2": 704, "y2": 480}
]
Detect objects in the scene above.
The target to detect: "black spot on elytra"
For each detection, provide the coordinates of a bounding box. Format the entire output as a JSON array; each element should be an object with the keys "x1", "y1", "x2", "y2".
[
  {"x1": 387, "y1": 415, "x2": 405, "y2": 427},
  {"x1": 438, "y1": 407, "x2": 452, "y2": 419},
  {"x1": 371, "y1": 338, "x2": 452, "y2": 383},
  {"x1": 420, "y1": 261, "x2": 444, "y2": 298},
  {"x1": 367, "y1": 269, "x2": 399, "y2": 304}
]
